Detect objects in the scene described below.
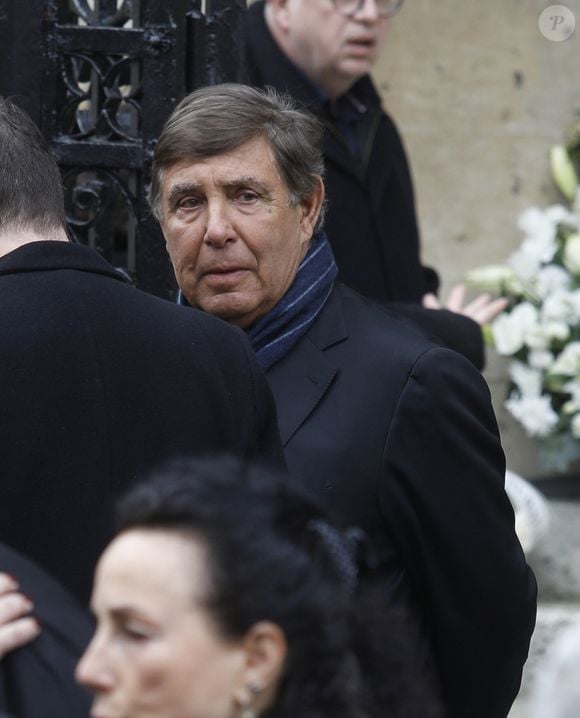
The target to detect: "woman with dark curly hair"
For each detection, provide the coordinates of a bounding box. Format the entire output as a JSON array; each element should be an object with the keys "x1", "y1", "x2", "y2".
[{"x1": 75, "y1": 455, "x2": 443, "y2": 718}]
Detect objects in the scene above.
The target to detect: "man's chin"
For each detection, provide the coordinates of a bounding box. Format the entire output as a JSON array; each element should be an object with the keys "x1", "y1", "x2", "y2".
[
  {"x1": 338, "y1": 56, "x2": 375, "y2": 82},
  {"x1": 198, "y1": 294, "x2": 256, "y2": 329}
]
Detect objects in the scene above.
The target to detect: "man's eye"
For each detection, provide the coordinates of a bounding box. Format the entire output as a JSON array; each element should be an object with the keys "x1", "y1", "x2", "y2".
[
  {"x1": 178, "y1": 197, "x2": 201, "y2": 210},
  {"x1": 237, "y1": 191, "x2": 259, "y2": 203}
]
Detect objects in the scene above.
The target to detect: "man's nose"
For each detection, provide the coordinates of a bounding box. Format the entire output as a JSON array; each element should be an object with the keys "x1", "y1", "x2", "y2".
[
  {"x1": 204, "y1": 200, "x2": 235, "y2": 248},
  {"x1": 353, "y1": 0, "x2": 381, "y2": 21}
]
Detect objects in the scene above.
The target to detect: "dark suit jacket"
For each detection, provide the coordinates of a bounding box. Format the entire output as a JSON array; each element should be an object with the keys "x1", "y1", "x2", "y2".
[
  {"x1": 0, "y1": 241, "x2": 284, "y2": 604},
  {"x1": 266, "y1": 284, "x2": 537, "y2": 718},
  {"x1": 244, "y1": 0, "x2": 485, "y2": 370},
  {"x1": 0, "y1": 541, "x2": 93, "y2": 718}
]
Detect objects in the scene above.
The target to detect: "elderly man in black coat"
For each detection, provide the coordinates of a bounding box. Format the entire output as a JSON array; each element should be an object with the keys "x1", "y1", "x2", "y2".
[
  {"x1": 151, "y1": 84, "x2": 536, "y2": 718},
  {"x1": 243, "y1": 0, "x2": 509, "y2": 370},
  {"x1": 0, "y1": 97, "x2": 284, "y2": 607}
]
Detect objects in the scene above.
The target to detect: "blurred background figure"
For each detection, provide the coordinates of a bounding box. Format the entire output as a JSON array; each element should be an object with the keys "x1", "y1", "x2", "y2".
[
  {"x1": 244, "y1": 0, "x2": 507, "y2": 369},
  {"x1": 76, "y1": 455, "x2": 445, "y2": 718}
]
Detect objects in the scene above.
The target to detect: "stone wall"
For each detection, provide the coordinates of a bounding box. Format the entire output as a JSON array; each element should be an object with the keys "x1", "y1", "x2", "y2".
[{"x1": 373, "y1": 0, "x2": 580, "y2": 478}]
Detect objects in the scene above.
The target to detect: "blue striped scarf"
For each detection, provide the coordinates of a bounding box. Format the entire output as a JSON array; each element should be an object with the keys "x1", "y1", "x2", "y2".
[{"x1": 247, "y1": 231, "x2": 337, "y2": 370}]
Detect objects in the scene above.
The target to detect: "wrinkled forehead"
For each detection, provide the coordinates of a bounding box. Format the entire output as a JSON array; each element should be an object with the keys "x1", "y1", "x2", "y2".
[{"x1": 160, "y1": 136, "x2": 287, "y2": 196}]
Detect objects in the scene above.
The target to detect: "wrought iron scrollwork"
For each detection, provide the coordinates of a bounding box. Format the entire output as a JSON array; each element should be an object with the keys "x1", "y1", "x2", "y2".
[
  {"x1": 63, "y1": 167, "x2": 138, "y2": 274},
  {"x1": 70, "y1": 0, "x2": 135, "y2": 28},
  {"x1": 0, "y1": 0, "x2": 247, "y2": 297},
  {"x1": 60, "y1": 53, "x2": 142, "y2": 141}
]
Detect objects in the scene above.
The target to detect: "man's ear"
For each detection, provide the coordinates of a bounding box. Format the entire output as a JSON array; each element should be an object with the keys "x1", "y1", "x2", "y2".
[
  {"x1": 233, "y1": 621, "x2": 287, "y2": 713},
  {"x1": 299, "y1": 176, "x2": 325, "y2": 241},
  {"x1": 265, "y1": 0, "x2": 291, "y2": 34}
]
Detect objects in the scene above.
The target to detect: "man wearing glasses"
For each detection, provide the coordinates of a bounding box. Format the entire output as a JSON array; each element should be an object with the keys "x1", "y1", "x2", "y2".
[{"x1": 244, "y1": 0, "x2": 503, "y2": 369}]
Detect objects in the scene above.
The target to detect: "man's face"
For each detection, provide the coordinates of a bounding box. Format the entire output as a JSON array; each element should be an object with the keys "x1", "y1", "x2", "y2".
[
  {"x1": 271, "y1": 0, "x2": 390, "y2": 98},
  {"x1": 159, "y1": 135, "x2": 322, "y2": 328}
]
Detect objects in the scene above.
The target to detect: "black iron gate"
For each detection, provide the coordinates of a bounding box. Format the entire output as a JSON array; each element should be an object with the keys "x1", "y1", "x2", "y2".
[{"x1": 0, "y1": 0, "x2": 246, "y2": 298}]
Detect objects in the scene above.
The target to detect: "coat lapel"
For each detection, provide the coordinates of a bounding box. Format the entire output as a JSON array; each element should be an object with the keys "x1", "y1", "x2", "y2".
[{"x1": 266, "y1": 287, "x2": 347, "y2": 446}]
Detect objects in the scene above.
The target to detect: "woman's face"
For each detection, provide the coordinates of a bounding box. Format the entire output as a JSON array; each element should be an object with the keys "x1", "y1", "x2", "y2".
[{"x1": 76, "y1": 529, "x2": 248, "y2": 718}]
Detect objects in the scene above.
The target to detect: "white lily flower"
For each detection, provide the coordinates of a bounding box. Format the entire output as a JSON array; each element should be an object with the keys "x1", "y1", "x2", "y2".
[
  {"x1": 550, "y1": 342, "x2": 580, "y2": 376},
  {"x1": 492, "y1": 314, "x2": 524, "y2": 355},
  {"x1": 492, "y1": 302, "x2": 538, "y2": 356},
  {"x1": 563, "y1": 380, "x2": 580, "y2": 416},
  {"x1": 464, "y1": 265, "x2": 516, "y2": 294},
  {"x1": 508, "y1": 246, "x2": 543, "y2": 284},
  {"x1": 545, "y1": 204, "x2": 579, "y2": 229},
  {"x1": 571, "y1": 413, "x2": 580, "y2": 439},
  {"x1": 541, "y1": 290, "x2": 574, "y2": 324},
  {"x1": 543, "y1": 321, "x2": 570, "y2": 342},
  {"x1": 529, "y1": 350, "x2": 554, "y2": 370},
  {"x1": 563, "y1": 233, "x2": 580, "y2": 275},
  {"x1": 562, "y1": 380, "x2": 580, "y2": 413},
  {"x1": 567, "y1": 290, "x2": 580, "y2": 322},
  {"x1": 509, "y1": 361, "x2": 542, "y2": 397},
  {"x1": 518, "y1": 206, "x2": 556, "y2": 240},
  {"x1": 505, "y1": 394, "x2": 558, "y2": 437},
  {"x1": 468, "y1": 135, "x2": 580, "y2": 469},
  {"x1": 535, "y1": 265, "x2": 571, "y2": 299},
  {"x1": 550, "y1": 145, "x2": 578, "y2": 202}
]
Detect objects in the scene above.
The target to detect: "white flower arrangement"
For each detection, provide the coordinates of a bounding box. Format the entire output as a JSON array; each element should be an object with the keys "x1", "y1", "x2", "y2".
[{"x1": 467, "y1": 130, "x2": 580, "y2": 471}]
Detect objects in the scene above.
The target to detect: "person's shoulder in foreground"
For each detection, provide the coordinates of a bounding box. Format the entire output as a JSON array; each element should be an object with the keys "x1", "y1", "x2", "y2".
[
  {"x1": 0, "y1": 235, "x2": 285, "y2": 473},
  {"x1": 0, "y1": 95, "x2": 285, "y2": 604}
]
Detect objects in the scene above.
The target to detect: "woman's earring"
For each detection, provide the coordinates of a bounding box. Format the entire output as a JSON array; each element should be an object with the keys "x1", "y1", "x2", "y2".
[{"x1": 239, "y1": 682, "x2": 263, "y2": 718}]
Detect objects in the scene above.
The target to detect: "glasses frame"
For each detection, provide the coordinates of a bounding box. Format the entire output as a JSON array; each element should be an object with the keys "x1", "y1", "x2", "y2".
[{"x1": 330, "y1": 0, "x2": 405, "y2": 19}]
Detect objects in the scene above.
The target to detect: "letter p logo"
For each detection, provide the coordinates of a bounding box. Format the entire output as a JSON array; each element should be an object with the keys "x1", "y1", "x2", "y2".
[{"x1": 539, "y1": 5, "x2": 575, "y2": 41}]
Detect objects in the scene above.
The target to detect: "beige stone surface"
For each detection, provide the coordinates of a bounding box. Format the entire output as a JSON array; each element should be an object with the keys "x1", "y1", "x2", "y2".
[{"x1": 372, "y1": 0, "x2": 580, "y2": 477}]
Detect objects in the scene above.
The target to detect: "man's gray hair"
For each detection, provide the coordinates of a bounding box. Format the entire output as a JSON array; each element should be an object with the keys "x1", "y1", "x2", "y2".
[{"x1": 150, "y1": 84, "x2": 325, "y2": 228}]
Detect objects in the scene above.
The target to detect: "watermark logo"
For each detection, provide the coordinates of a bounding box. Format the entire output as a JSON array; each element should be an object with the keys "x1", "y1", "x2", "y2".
[{"x1": 539, "y1": 5, "x2": 575, "y2": 41}]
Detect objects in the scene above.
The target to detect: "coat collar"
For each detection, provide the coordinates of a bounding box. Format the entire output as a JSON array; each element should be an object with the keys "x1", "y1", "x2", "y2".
[
  {"x1": 266, "y1": 285, "x2": 347, "y2": 445},
  {"x1": 0, "y1": 240, "x2": 131, "y2": 285}
]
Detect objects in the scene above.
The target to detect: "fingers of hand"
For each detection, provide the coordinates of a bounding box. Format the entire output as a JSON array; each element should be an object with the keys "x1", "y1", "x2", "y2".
[
  {"x1": 0, "y1": 573, "x2": 18, "y2": 595},
  {"x1": 471, "y1": 296, "x2": 509, "y2": 325},
  {"x1": 0, "y1": 615, "x2": 40, "y2": 659},
  {"x1": 0, "y1": 591, "x2": 33, "y2": 624},
  {"x1": 462, "y1": 292, "x2": 493, "y2": 317},
  {"x1": 0, "y1": 582, "x2": 39, "y2": 659},
  {"x1": 444, "y1": 283, "x2": 466, "y2": 312},
  {"x1": 460, "y1": 294, "x2": 508, "y2": 325},
  {"x1": 422, "y1": 293, "x2": 441, "y2": 309},
  {"x1": 424, "y1": 287, "x2": 508, "y2": 325}
]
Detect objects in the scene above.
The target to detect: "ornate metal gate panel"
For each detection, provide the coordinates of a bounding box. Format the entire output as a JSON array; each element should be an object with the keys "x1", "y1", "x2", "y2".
[{"x1": 0, "y1": 0, "x2": 246, "y2": 298}]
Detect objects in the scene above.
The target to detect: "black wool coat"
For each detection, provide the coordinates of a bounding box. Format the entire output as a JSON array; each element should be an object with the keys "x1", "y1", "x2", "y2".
[
  {"x1": 266, "y1": 284, "x2": 537, "y2": 718},
  {"x1": 244, "y1": 1, "x2": 485, "y2": 370},
  {"x1": 0, "y1": 542, "x2": 93, "y2": 718},
  {"x1": 0, "y1": 241, "x2": 284, "y2": 604}
]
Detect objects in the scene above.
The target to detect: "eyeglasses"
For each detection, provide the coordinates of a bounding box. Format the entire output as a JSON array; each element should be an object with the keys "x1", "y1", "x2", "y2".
[{"x1": 330, "y1": 0, "x2": 404, "y2": 19}]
